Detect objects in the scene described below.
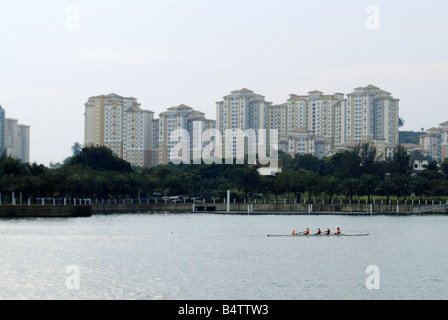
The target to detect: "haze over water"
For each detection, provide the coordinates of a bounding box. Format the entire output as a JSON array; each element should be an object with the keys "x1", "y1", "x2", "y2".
[{"x1": 0, "y1": 214, "x2": 447, "y2": 300}]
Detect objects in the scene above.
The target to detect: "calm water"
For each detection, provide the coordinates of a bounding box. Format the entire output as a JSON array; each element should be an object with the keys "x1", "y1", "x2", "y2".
[{"x1": 0, "y1": 213, "x2": 447, "y2": 300}]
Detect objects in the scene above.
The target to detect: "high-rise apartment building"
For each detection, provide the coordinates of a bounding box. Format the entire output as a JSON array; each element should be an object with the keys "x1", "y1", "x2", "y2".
[
  {"x1": 85, "y1": 95, "x2": 216, "y2": 167},
  {"x1": 84, "y1": 93, "x2": 155, "y2": 167},
  {"x1": 286, "y1": 91, "x2": 344, "y2": 148},
  {"x1": 0, "y1": 105, "x2": 30, "y2": 163},
  {"x1": 123, "y1": 106, "x2": 155, "y2": 168},
  {"x1": 216, "y1": 88, "x2": 272, "y2": 159},
  {"x1": 442, "y1": 121, "x2": 448, "y2": 162},
  {"x1": 156, "y1": 104, "x2": 215, "y2": 165},
  {"x1": 344, "y1": 85, "x2": 399, "y2": 146},
  {"x1": 420, "y1": 121, "x2": 448, "y2": 163},
  {"x1": 268, "y1": 103, "x2": 287, "y2": 136},
  {"x1": 0, "y1": 106, "x2": 5, "y2": 155},
  {"x1": 4, "y1": 118, "x2": 30, "y2": 163},
  {"x1": 276, "y1": 85, "x2": 399, "y2": 158},
  {"x1": 84, "y1": 86, "x2": 399, "y2": 167}
]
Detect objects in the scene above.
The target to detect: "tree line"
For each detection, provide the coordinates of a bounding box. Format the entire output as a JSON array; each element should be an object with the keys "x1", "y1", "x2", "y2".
[{"x1": 0, "y1": 144, "x2": 447, "y2": 204}]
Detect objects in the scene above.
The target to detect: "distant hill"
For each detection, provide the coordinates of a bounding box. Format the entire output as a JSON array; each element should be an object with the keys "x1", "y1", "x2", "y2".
[{"x1": 399, "y1": 131, "x2": 424, "y2": 145}]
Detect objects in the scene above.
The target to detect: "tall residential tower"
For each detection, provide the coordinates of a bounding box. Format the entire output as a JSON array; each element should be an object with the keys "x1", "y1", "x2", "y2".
[{"x1": 84, "y1": 93, "x2": 155, "y2": 167}]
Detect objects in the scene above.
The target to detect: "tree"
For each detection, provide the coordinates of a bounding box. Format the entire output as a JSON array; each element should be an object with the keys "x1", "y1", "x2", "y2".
[
  {"x1": 423, "y1": 160, "x2": 439, "y2": 171},
  {"x1": 442, "y1": 158, "x2": 448, "y2": 175},
  {"x1": 339, "y1": 149, "x2": 361, "y2": 179},
  {"x1": 236, "y1": 166, "x2": 262, "y2": 201},
  {"x1": 267, "y1": 171, "x2": 288, "y2": 202},
  {"x1": 300, "y1": 170, "x2": 319, "y2": 203},
  {"x1": 322, "y1": 176, "x2": 340, "y2": 203},
  {"x1": 411, "y1": 175, "x2": 430, "y2": 202},
  {"x1": 293, "y1": 154, "x2": 324, "y2": 174},
  {"x1": 359, "y1": 174, "x2": 379, "y2": 203},
  {"x1": 391, "y1": 174, "x2": 411, "y2": 200},
  {"x1": 341, "y1": 178, "x2": 359, "y2": 202},
  {"x1": 376, "y1": 177, "x2": 394, "y2": 203},
  {"x1": 67, "y1": 146, "x2": 133, "y2": 173},
  {"x1": 71, "y1": 142, "x2": 83, "y2": 156},
  {"x1": 388, "y1": 145, "x2": 412, "y2": 175},
  {"x1": 358, "y1": 143, "x2": 379, "y2": 176}
]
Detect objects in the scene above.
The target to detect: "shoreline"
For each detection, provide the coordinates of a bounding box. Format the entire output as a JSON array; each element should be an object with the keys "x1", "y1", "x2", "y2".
[
  {"x1": 0, "y1": 202, "x2": 446, "y2": 218},
  {"x1": 90, "y1": 202, "x2": 448, "y2": 215}
]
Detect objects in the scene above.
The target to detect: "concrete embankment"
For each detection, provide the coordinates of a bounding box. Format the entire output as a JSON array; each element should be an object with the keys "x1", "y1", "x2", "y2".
[
  {"x1": 91, "y1": 202, "x2": 448, "y2": 215},
  {"x1": 0, "y1": 205, "x2": 92, "y2": 218},
  {"x1": 0, "y1": 202, "x2": 445, "y2": 217}
]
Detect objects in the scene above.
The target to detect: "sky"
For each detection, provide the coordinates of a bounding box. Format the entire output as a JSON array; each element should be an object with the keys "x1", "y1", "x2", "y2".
[{"x1": 0, "y1": 0, "x2": 447, "y2": 165}]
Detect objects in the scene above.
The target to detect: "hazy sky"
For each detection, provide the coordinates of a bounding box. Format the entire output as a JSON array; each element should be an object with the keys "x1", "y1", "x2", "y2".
[{"x1": 0, "y1": 0, "x2": 447, "y2": 165}]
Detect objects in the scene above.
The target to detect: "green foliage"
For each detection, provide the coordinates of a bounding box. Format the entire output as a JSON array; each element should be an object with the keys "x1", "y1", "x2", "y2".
[
  {"x1": 442, "y1": 158, "x2": 448, "y2": 175},
  {"x1": 67, "y1": 146, "x2": 133, "y2": 173},
  {"x1": 399, "y1": 131, "x2": 424, "y2": 145},
  {"x1": 0, "y1": 145, "x2": 447, "y2": 202}
]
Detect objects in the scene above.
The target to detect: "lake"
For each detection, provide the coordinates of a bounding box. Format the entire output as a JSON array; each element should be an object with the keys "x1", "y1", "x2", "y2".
[{"x1": 0, "y1": 213, "x2": 447, "y2": 300}]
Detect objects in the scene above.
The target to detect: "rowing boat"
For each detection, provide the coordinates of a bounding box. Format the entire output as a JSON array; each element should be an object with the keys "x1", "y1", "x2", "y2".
[{"x1": 267, "y1": 233, "x2": 369, "y2": 237}]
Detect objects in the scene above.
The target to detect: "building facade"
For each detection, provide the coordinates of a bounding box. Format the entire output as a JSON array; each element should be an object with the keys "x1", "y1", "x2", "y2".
[
  {"x1": 4, "y1": 118, "x2": 30, "y2": 163},
  {"x1": 0, "y1": 105, "x2": 30, "y2": 163},
  {"x1": 420, "y1": 121, "x2": 448, "y2": 163},
  {"x1": 275, "y1": 85, "x2": 399, "y2": 159},
  {"x1": 279, "y1": 127, "x2": 330, "y2": 159},
  {"x1": 84, "y1": 86, "x2": 400, "y2": 167},
  {"x1": 84, "y1": 93, "x2": 155, "y2": 167},
  {"x1": 85, "y1": 95, "x2": 216, "y2": 167},
  {"x1": 344, "y1": 85, "x2": 399, "y2": 147},
  {"x1": 156, "y1": 104, "x2": 215, "y2": 165},
  {"x1": 216, "y1": 88, "x2": 272, "y2": 159},
  {"x1": 440, "y1": 121, "x2": 448, "y2": 162},
  {"x1": 0, "y1": 106, "x2": 5, "y2": 155}
]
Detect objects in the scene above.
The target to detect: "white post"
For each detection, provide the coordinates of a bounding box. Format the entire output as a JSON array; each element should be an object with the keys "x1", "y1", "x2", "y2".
[
  {"x1": 12, "y1": 192, "x2": 15, "y2": 206},
  {"x1": 227, "y1": 190, "x2": 230, "y2": 213}
]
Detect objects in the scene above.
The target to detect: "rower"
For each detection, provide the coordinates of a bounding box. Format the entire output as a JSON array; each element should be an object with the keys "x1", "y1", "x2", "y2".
[
  {"x1": 316, "y1": 228, "x2": 321, "y2": 235},
  {"x1": 292, "y1": 230, "x2": 295, "y2": 235},
  {"x1": 336, "y1": 227, "x2": 341, "y2": 235},
  {"x1": 304, "y1": 228, "x2": 310, "y2": 235},
  {"x1": 326, "y1": 228, "x2": 331, "y2": 235}
]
